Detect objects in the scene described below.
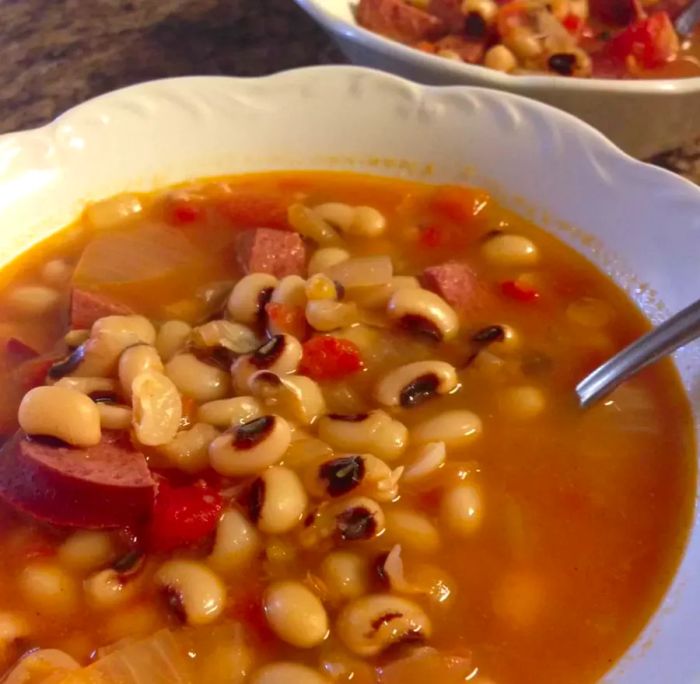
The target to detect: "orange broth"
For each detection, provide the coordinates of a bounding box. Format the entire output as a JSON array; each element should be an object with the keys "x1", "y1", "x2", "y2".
[{"x1": 0, "y1": 172, "x2": 694, "y2": 684}]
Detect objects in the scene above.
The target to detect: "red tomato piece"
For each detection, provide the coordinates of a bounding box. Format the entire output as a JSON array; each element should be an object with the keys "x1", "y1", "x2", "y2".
[
  {"x1": 228, "y1": 586, "x2": 276, "y2": 647},
  {"x1": 418, "y1": 225, "x2": 444, "y2": 249},
  {"x1": 168, "y1": 199, "x2": 201, "y2": 225},
  {"x1": 609, "y1": 11, "x2": 680, "y2": 69},
  {"x1": 148, "y1": 480, "x2": 222, "y2": 553},
  {"x1": 428, "y1": 185, "x2": 490, "y2": 225},
  {"x1": 562, "y1": 13, "x2": 583, "y2": 33},
  {"x1": 501, "y1": 280, "x2": 540, "y2": 302},
  {"x1": 299, "y1": 336, "x2": 364, "y2": 381},
  {"x1": 265, "y1": 302, "x2": 308, "y2": 340},
  {"x1": 221, "y1": 192, "x2": 289, "y2": 230}
]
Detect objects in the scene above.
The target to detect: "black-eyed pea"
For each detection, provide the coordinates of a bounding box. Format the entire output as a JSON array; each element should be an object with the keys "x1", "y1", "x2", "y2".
[
  {"x1": 58, "y1": 531, "x2": 116, "y2": 573},
  {"x1": 374, "y1": 360, "x2": 459, "y2": 408},
  {"x1": 208, "y1": 509, "x2": 261, "y2": 575},
  {"x1": 64, "y1": 329, "x2": 90, "y2": 348},
  {"x1": 402, "y1": 442, "x2": 446, "y2": 484},
  {"x1": 314, "y1": 203, "x2": 386, "y2": 238},
  {"x1": 316, "y1": 411, "x2": 408, "y2": 461},
  {"x1": 462, "y1": 0, "x2": 498, "y2": 23},
  {"x1": 288, "y1": 203, "x2": 342, "y2": 246},
  {"x1": 566, "y1": 297, "x2": 613, "y2": 328},
  {"x1": 308, "y1": 248, "x2": 350, "y2": 276},
  {"x1": 412, "y1": 410, "x2": 482, "y2": 448},
  {"x1": 166, "y1": 352, "x2": 230, "y2": 402},
  {"x1": 387, "y1": 288, "x2": 459, "y2": 341},
  {"x1": 83, "y1": 565, "x2": 143, "y2": 610},
  {"x1": 503, "y1": 26, "x2": 542, "y2": 59},
  {"x1": 197, "y1": 396, "x2": 261, "y2": 429},
  {"x1": 155, "y1": 560, "x2": 225, "y2": 626},
  {"x1": 118, "y1": 344, "x2": 163, "y2": 397},
  {"x1": 0, "y1": 612, "x2": 31, "y2": 649},
  {"x1": 96, "y1": 403, "x2": 133, "y2": 430},
  {"x1": 481, "y1": 232, "x2": 539, "y2": 267},
  {"x1": 156, "y1": 320, "x2": 192, "y2": 361},
  {"x1": 283, "y1": 436, "x2": 334, "y2": 470},
  {"x1": 73, "y1": 315, "x2": 157, "y2": 377},
  {"x1": 227, "y1": 273, "x2": 278, "y2": 324},
  {"x1": 209, "y1": 415, "x2": 292, "y2": 476},
  {"x1": 250, "y1": 466, "x2": 308, "y2": 534},
  {"x1": 54, "y1": 376, "x2": 117, "y2": 395},
  {"x1": 306, "y1": 300, "x2": 358, "y2": 332},
  {"x1": 472, "y1": 324, "x2": 520, "y2": 354},
  {"x1": 385, "y1": 509, "x2": 441, "y2": 554},
  {"x1": 263, "y1": 581, "x2": 329, "y2": 648},
  {"x1": 18, "y1": 385, "x2": 101, "y2": 447},
  {"x1": 300, "y1": 496, "x2": 385, "y2": 548},
  {"x1": 231, "y1": 334, "x2": 303, "y2": 394},
  {"x1": 336, "y1": 594, "x2": 432, "y2": 657},
  {"x1": 307, "y1": 454, "x2": 401, "y2": 502},
  {"x1": 251, "y1": 663, "x2": 331, "y2": 684},
  {"x1": 7, "y1": 285, "x2": 60, "y2": 317},
  {"x1": 319, "y1": 551, "x2": 370, "y2": 603},
  {"x1": 499, "y1": 385, "x2": 546, "y2": 419},
  {"x1": 157, "y1": 422, "x2": 220, "y2": 474},
  {"x1": 248, "y1": 371, "x2": 325, "y2": 425},
  {"x1": 131, "y1": 370, "x2": 182, "y2": 446},
  {"x1": 19, "y1": 562, "x2": 80, "y2": 616},
  {"x1": 196, "y1": 629, "x2": 254, "y2": 684},
  {"x1": 440, "y1": 483, "x2": 482, "y2": 537},
  {"x1": 271, "y1": 274, "x2": 308, "y2": 307}
]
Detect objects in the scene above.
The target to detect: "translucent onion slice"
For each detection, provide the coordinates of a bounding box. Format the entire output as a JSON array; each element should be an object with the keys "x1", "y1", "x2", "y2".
[{"x1": 325, "y1": 256, "x2": 393, "y2": 289}]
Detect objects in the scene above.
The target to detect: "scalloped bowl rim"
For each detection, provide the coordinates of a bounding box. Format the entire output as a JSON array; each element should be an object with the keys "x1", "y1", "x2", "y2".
[
  {"x1": 0, "y1": 67, "x2": 699, "y2": 683},
  {"x1": 297, "y1": 0, "x2": 700, "y2": 93}
]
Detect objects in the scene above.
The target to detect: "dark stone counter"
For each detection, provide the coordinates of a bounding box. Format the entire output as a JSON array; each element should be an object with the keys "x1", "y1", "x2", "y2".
[{"x1": 1, "y1": 0, "x2": 697, "y2": 183}]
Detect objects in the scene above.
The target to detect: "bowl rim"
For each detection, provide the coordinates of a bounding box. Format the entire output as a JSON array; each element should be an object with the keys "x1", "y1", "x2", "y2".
[{"x1": 296, "y1": 0, "x2": 700, "y2": 93}]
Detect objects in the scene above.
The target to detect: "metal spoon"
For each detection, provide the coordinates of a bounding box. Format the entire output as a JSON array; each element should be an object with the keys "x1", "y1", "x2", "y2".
[
  {"x1": 576, "y1": 298, "x2": 700, "y2": 408},
  {"x1": 675, "y1": 0, "x2": 700, "y2": 37}
]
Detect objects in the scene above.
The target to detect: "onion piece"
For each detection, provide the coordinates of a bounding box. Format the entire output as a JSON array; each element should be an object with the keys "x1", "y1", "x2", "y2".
[
  {"x1": 325, "y1": 256, "x2": 393, "y2": 289},
  {"x1": 73, "y1": 224, "x2": 193, "y2": 286},
  {"x1": 191, "y1": 320, "x2": 259, "y2": 354},
  {"x1": 4, "y1": 649, "x2": 79, "y2": 684},
  {"x1": 84, "y1": 194, "x2": 143, "y2": 231}
]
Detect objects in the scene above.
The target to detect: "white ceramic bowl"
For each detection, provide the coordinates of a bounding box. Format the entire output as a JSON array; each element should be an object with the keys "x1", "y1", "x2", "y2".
[
  {"x1": 0, "y1": 66, "x2": 699, "y2": 682},
  {"x1": 295, "y1": 0, "x2": 700, "y2": 158}
]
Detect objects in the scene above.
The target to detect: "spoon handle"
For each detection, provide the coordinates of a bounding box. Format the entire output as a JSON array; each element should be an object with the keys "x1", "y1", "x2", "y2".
[
  {"x1": 576, "y1": 298, "x2": 700, "y2": 408},
  {"x1": 675, "y1": 0, "x2": 700, "y2": 37}
]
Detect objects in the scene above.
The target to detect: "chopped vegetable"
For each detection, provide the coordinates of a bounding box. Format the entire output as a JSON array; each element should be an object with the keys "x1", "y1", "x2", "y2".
[
  {"x1": 500, "y1": 279, "x2": 540, "y2": 302},
  {"x1": 299, "y1": 336, "x2": 364, "y2": 381},
  {"x1": 265, "y1": 302, "x2": 308, "y2": 339},
  {"x1": 326, "y1": 256, "x2": 393, "y2": 289},
  {"x1": 148, "y1": 481, "x2": 222, "y2": 553},
  {"x1": 167, "y1": 198, "x2": 202, "y2": 225},
  {"x1": 428, "y1": 185, "x2": 490, "y2": 224},
  {"x1": 609, "y1": 11, "x2": 680, "y2": 68},
  {"x1": 221, "y1": 192, "x2": 289, "y2": 230}
]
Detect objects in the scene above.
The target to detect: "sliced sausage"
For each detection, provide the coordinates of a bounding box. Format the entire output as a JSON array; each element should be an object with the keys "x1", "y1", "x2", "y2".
[
  {"x1": 235, "y1": 228, "x2": 306, "y2": 278},
  {"x1": 71, "y1": 288, "x2": 133, "y2": 330},
  {"x1": 421, "y1": 261, "x2": 493, "y2": 318},
  {"x1": 4, "y1": 338, "x2": 38, "y2": 365},
  {"x1": 588, "y1": 0, "x2": 640, "y2": 25},
  {"x1": 427, "y1": 0, "x2": 464, "y2": 33},
  {"x1": 357, "y1": 0, "x2": 447, "y2": 43},
  {"x1": 0, "y1": 431, "x2": 155, "y2": 529}
]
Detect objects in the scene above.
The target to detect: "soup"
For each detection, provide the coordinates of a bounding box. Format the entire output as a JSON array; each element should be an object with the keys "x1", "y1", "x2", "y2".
[
  {"x1": 0, "y1": 172, "x2": 693, "y2": 684},
  {"x1": 356, "y1": 0, "x2": 700, "y2": 78}
]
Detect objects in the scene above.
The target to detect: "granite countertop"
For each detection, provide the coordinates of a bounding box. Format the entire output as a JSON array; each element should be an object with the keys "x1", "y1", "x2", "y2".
[{"x1": 1, "y1": 0, "x2": 698, "y2": 184}]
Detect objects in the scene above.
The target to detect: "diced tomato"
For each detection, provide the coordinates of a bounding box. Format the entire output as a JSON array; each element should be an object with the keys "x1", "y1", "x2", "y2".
[
  {"x1": 414, "y1": 487, "x2": 443, "y2": 514},
  {"x1": 609, "y1": 11, "x2": 680, "y2": 69},
  {"x1": 562, "y1": 13, "x2": 583, "y2": 33},
  {"x1": 148, "y1": 480, "x2": 222, "y2": 553},
  {"x1": 265, "y1": 302, "x2": 308, "y2": 340},
  {"x1": 428, "y1": 185, "x2": 490, "y2": 225},
  {"x1": 501, "y1": 280, "x2": 540, "y2": 302},
  {"x1": 168, "y1": 198, "x2": 201, "y2": 225},
  {"x1": 4, "y1": 338, "x2": 38, "y2": 365},
  {"x1": 418, "y1": 225, "x2": 444, "y2": 249},
  {"x1": 228, "y1": 586, "x2": 276, "y2": 647},
  {"x1": 221, "y1": 192, "x2": 289, "y2": 230},
  {"x1": 299, "y1": 336, "x2": 364, "y2": 381}
]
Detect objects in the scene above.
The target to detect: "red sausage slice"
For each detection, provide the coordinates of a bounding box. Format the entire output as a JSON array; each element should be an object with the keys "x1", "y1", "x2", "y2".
[
  {"x1": 235, "y1": 228, "x2": 306, "y2": 278},
  {"x1": 422, "y1": 261, "x2": 495, "y2": 319},
  {"x1": 0, "y1": 431, "x2": 155, "y2": 529},
  {"x1": 70, "y1": 288, "x2": 133, "y2": 330},
  {"x1": 357, "y1": 0, "x2": 447, "y2": 43}
]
